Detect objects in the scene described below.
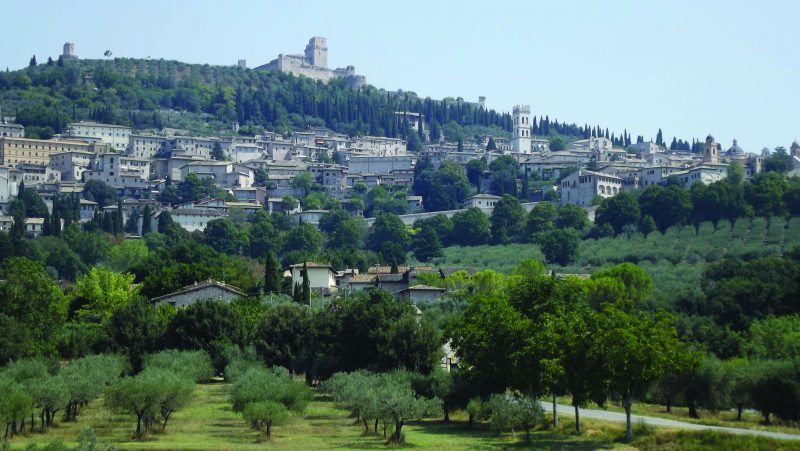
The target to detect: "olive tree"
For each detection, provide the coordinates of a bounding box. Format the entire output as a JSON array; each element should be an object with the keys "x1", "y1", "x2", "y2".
[
  {"x1": 105, "y1": 367, "x2": 193, "y2": 438},
  {"x1": 0, "y1": 377, "x2": 32, "y2": 441},
  {"x1": 242, "y1": 401, "x2": 289, "y2": 439},
  {"x1": 144, "y1": 349, "x2": 214, "y2": 383},
  {"x1": 62, "y1": 354, "x2": 126, "y2": 422}
]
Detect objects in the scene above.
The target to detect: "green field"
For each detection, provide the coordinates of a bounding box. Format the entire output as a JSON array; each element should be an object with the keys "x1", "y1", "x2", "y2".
[
  {"x1": 428, "y1": 216, "x2": 800, "y2": 306},
  {"x1": 7, "y1": 383, "x2": 800, "y2": 450}
]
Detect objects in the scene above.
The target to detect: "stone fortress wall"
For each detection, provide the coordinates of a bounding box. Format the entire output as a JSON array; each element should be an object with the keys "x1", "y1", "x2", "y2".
[{"x1": 257, "y1": 37, "x2": 366, "y2": 88}]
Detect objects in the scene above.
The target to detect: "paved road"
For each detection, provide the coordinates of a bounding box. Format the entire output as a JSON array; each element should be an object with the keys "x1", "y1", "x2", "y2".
[{"x1": 541, "y1": 402, "x2": 800, "y2": 441}]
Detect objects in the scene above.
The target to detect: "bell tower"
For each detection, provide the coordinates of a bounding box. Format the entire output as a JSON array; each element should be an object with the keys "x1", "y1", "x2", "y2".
[
  {"x1": 703, "y1": 134, "x2": 719, "y2": 164},
  {"x1": 511, "y1": 105, "x2": 532, "y2": 154}
]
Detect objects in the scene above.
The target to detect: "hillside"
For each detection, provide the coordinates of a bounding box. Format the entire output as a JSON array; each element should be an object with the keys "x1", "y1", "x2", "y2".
[
  {"x1": 1, "y1": 57, "x2": 643, "y2": 146},
  {"x1": 426, "y1": 216, "x2": 800, "y2": 308},
  {"x1": 0, "y1": 57, "x2": 512, "y2": 140}
]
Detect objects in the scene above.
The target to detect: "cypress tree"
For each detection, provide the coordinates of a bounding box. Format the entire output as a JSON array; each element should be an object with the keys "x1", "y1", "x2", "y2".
[
  {"x1": 107, "y1": 211, "x2": 116, "y2": 233},
  {"x1": 52, "y1": 209, "x2": 61, "y2": 236},
  {"x1": 301, "y1": 262, "x2": 311, "y2": 305},
  {"x1": 264, "y1": 251, "x2": 281, "y2": 295},
  {"x1": 91, "y1": 209, "x2": 101, "y2": 231},
  {"x1": 42, "y1": 212, "x2": 51, "y2": 236},
  {"x1": 116, "y1": 200, "x2": 124, "y2": 234},
  {"x1": 520, "y1": 175, "x2": 530, "y2": 201},
  {"x1": 293, "y1": 282, "x2": 303, "y2": 303},
  {"x1": 141, "y1": 205, "x2": 152, "y2": 235},
  {"x1": 158, "y1": 211, "x2": 173, "y2": 233},
  {"x1": 72, "y1": 194, "x2": 80, "y2": 223},
  {"x1": 113, "y1": 210, "x2": 121, "y2": 235},
  {"x1": 487, "y1": 137, "x2": 497, "y2": 151}
]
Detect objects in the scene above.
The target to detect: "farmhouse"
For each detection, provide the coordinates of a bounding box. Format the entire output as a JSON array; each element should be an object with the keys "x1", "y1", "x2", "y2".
[
  {"x1": 289, "y1": 262, "x2": 337, "y2": 295},
  {"x1": 151, "y1": 279, "x2": 245, "y2": 308}
]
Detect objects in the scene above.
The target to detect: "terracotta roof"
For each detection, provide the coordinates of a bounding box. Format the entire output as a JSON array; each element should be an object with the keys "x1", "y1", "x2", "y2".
[
  {"x1": 151, "y1": 279, "x2": 245, "y2": 303},
  {"x1": 394, "y1": 284, "x2": 445, "y2": 294},
  {"x1": 377, "y1": 274, "x2": 405, "y2": 282},
  {"x1": 346, "y1": 274, "x2": 377, "y2": 284},
  {"x1": 366, "y1": 265, "x2": 433, "y2": 274}
]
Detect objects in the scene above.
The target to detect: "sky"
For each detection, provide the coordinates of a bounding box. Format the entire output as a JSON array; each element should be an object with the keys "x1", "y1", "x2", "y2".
[{"x1": 1, "y1": 0, "x2": 798, "y2": 150}]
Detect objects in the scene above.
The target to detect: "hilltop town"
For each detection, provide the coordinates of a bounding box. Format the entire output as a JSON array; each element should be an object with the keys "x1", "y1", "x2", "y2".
[
  {"x1": 3, "y1": 34, "x2": 800, "y2": 450},
  {"x1": 2, "y1": 39, "x2": 796, "y2": 241}
]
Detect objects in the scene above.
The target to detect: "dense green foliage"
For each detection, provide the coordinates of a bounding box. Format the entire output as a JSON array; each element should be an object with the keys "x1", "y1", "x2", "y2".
[{"x1": 0, "y1": 57, "x2": 513, "y2": 140}]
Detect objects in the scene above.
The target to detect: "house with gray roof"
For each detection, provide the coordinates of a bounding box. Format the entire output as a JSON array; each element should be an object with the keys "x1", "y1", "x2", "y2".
[{"x1": 151, "y1": 279, "x2": 245, "y2": 308}]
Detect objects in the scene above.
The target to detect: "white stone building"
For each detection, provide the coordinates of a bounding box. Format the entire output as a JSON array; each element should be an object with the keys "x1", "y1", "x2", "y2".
[
  {"x1": 66, "y1": 121, "x2": 132, "y2": 150},
  {"x1": 83, "y1": 153, "x2": 150, "y2": 188},
  {"x1": 559, "y1": 170, "x2": 622, "y2": 207},
  {"x1": 169, "y1": 136, "x2": 217, "y2": 159},
  {"x1": 24, "y1": 217, "x2": 44, "y2": 237},
  {"x1": 463, "y1": 193, "x2": 501, "y2": 208},
  {"x1": 49, "y1": 150, "x2": 94, "y2": 182},
  {"x1": 151, "y1": 208, "x2": 226, "y2": 233},
  {"x1": 289, "y1": 262, "x2": 337, "y2": 296},
  {"x1": 266, "y1": 140, "x2": 294, "y2": 160},
  {"x1": 0, "y1": 120, "x2": 24, "y2": 138},
  {"x1": 349, "y1": 136, "x2": 407, "y2": 155},
  {"x1": 0, "y1": 166, "x2": 19, "y2": 213},
  {"x1": 346, "y1": 155, "x2": 414, "y2": 175},
  {"x1": 127, "y1": 134, "x2": 168, "y2": 158},
  {"x1": 178, "y1": 161, "x2": 253, "y2": 189}
]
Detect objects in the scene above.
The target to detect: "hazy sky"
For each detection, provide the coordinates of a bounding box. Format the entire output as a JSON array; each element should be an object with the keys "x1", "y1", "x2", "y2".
[{"x1": 2, "y1": 0, "x2": 798, "y2": 150}]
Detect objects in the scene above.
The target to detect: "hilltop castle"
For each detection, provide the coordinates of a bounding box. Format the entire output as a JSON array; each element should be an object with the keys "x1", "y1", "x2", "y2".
[{"x1": 256, "y1": 37, "x2": 366, "y2": 89}]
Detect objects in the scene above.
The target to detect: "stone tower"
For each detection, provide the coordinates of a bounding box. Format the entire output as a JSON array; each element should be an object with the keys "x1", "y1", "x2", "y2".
[
  {"x1": 62, "y1": 42, "x2": 77, "y2": 60},
  {"x1": 791, "y1": 140, "x2": 800, "y2": 158},
  {"x1": 703, "y1": 134, "x2": 719, "y2": 164},
  {"x1": 305, "y1": 37, "x2": 328, "y2": 68},
  {"x1": 511, "y1": 105, "x2": 532, "y2": 154}
]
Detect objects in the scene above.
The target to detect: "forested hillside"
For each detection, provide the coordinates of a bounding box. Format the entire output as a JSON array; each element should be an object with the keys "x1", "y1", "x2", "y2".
[
  {"x1": 0, "y1": 57, "x2": 511, "y2": 140},
  {"x1": 2, "y1": 57, "x2": 653, "y2": 146}
]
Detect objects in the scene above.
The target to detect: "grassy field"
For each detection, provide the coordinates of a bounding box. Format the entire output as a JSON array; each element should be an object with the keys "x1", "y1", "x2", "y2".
[{"x1": 7, "y1": 383, "x2": 800, "y2": 450}]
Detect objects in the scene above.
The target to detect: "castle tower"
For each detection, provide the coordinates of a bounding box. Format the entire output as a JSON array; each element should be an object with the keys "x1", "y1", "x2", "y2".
[
  {"x1": 703, "y1": 134, "x2": 719, "y2": 164},
  {"x1": 305, "y1": 37, "x2": 328, "y2": 68},
  {"x1": 511, "y1": 105, "x2": 532, "y2": 154},
  {"x1": 62, "y1": 42, "x2": 77, "y2": 60}
]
